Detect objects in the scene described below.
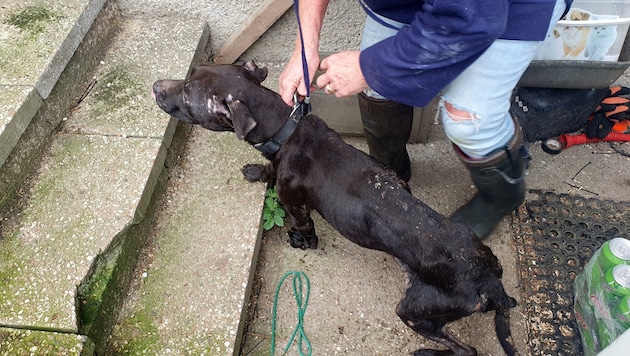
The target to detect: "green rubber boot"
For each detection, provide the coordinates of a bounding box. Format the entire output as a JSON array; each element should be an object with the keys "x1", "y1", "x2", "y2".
[
  {"x1": 450, "y1": 120, "x2": 525, "y2": 239},
  {"x1": 358, "y1": 92, "x2": 413, "y2": 182}
]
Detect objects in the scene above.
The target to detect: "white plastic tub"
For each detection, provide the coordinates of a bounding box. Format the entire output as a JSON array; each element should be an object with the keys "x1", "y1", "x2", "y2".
[{"x1": 535, "y1": 4, "x2": 630, "y2": 61}]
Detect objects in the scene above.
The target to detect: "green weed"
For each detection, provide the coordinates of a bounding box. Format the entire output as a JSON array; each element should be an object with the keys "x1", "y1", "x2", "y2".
[{"x1": 262, "y1": 188, "x2": 285, "y2": 230}]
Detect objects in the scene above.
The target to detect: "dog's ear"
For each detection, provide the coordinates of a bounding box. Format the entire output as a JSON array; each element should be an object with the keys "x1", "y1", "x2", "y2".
[
  {"x1": 225, "y1": 95, "x2": 257, "y2": 140},
  {"x1": 242, "y1": 60, "x2": 268, "y2": 83}
]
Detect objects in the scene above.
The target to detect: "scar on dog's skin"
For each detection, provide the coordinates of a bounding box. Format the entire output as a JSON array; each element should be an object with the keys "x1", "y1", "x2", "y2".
[{"x1": 152, "y1": 61, "x2": 519, "y2": 356}]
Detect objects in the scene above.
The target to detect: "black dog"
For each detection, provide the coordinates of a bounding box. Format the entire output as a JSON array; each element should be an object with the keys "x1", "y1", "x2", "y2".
[{"x1": 152, "y1": 61, "x2": 518, "y2": 356}]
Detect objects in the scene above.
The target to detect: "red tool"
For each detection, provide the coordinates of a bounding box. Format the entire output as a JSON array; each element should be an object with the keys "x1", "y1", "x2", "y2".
[{"x1": 542, "y1": 132, "x2": 630, "y2": 154}]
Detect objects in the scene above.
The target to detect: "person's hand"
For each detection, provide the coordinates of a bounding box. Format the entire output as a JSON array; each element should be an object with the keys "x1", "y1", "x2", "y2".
[
  {"x1": 279, "y1": 50, "x2": 321, "y2": 106},
  {"x1": 316, "y1": 51, "x2": 369, "y2": 97}
]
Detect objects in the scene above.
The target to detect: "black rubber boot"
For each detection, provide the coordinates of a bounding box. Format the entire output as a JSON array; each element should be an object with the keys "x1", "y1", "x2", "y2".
[
  {"x1": 358, "y1": 92, "x2": 413, "y2": 182},
  {"x1": 450, "y1": 120, "x2": 525, "y2": 239}
]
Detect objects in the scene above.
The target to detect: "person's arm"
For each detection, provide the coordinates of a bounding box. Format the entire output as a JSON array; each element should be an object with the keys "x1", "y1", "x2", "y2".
[
  {"x1": 360, "y1": 0, "x2": 511, "y2": 107},
  {"x1": 278, "y1": 0, "x2": 330, "y2": 105},
  {"x1": 314, "y1": 1, "x2": 512, "y2": 103}
]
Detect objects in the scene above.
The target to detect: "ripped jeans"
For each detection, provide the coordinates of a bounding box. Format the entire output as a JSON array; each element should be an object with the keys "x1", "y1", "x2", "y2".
[{"x1": 360, "y1": 0, "x2": 567, "y2": 158}]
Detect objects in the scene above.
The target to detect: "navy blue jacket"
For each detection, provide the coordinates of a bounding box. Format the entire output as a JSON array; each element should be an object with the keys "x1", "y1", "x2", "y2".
[{"x1": 360, "y1": 0, "x2": 572, "y2": 106}]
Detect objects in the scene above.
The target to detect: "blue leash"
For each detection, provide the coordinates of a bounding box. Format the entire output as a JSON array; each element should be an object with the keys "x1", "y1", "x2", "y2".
[
  {"x1": 292, "y1": 0, "x2": 397, "y2": 105},
  {"x1": 292, "y1": 0, "x2": 312, "y2": 111},
  {"x1": 254, "y1": 0, "x2": 311, "y2": 155}
]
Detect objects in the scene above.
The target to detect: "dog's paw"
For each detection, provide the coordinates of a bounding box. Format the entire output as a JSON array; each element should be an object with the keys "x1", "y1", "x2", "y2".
[
  {"x1": 287, "y1": 229, "x2": 318, "y2": 249},
  {"x1": 288, "y1": 229, "x2": 307, "y2": 249},
  {"x1": 508, "y1": 296, "x2": 517, "y2": 308},
  {"x1": 304, "y1": 233, "x2": 318, "y2": 249},
  {"x1": 241, "y1": 164, "x2": 267, "y2": 183}
]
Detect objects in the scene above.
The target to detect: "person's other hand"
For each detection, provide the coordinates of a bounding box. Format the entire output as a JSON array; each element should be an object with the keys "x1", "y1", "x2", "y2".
[{"x1": 316, "y1": 51, "x2": 369, "y2": 97}]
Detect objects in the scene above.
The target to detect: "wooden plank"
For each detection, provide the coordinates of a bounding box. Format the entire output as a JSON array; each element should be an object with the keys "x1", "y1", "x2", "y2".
[{"x1": 213, "y1": 0, "x2": 293, "y2": 64}]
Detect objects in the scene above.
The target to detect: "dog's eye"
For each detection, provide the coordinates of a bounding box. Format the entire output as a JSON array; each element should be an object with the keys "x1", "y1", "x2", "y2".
[{"x1": 182, "y1": 82, "x2": 191, "y2": 103}]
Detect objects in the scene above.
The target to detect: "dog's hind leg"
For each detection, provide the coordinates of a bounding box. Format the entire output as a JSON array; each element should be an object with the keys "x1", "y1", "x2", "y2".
[
  {"x1": 241, "y1": 163, "x2": 275, "y2": 183},
  {"x1": 398, "y1": 316, "x2": 477, "y2": 356},
  {"x1": 400, "y1": 319, "x2": 477, "y2": 356},
  {"x1": 396, "y1": 281, "x2": 478, "y2": 356}
]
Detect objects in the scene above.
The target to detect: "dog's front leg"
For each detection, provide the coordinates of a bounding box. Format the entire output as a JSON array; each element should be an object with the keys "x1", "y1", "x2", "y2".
[
  {"x1": 241, "y1": 163, "x2": 275, "y2": 183},
  {"x1": 286, "y1": 204, "x2": 318, "y2": 249}
]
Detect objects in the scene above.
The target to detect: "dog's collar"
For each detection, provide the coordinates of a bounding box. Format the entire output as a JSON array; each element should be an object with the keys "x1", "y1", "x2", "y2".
[{"x1": 254, "y1": 99, "x2": 311, "y2": 155}]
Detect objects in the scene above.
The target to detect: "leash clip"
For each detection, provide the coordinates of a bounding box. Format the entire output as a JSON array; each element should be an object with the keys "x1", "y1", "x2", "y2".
[
  {"x1": 290, "y1": 92, "x2": 311, "y2": 119},
  {"x1": 254, "y1": 93, "x2": 310, "y2": 156}
]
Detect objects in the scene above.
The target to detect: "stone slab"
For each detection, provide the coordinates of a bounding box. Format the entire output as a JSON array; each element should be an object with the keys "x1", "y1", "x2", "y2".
[
  {"x1": 109, "y1": 128, "x2": 266, "y2": 355},
  {"x1": 0, "y1": 4, "x2": 212, "y2": 350},
  {"x1": 0, "y1": 134, "x2": 163, "y2": 331},
  {"x1": 63, "y1": 18, "x2": 210, "y2": 140},
  {"x1": 0, "y1": 327, "x2": 90, "y2": 355},
  {"x1": 0, "y1": 0, "x2": 106, "y2": 98},
  {"x1": 0, "y1": 0, "x2": 105, "y2": 170},
  {"x1": 0, "y1": 85, "x2": 42, "y2": 167}
]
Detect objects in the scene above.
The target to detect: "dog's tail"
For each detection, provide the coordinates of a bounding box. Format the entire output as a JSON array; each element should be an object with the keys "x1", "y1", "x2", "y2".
[
  {"x1": 477, "y1": 242, "x2": 519, "y2": 355},
  {"x1": 492, "y1": 286, "x2": 519, "y2": 356}
]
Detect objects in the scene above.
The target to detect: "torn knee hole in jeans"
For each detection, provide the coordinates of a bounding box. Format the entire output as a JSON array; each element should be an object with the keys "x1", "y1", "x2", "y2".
[{"x1": 444, "y1": 101, "x2": 477, "y2": 122}]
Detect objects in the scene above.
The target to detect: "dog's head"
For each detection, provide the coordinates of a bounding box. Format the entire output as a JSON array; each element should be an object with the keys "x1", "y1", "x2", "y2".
[{"x1": 152, "y1": 61, "x2": 270, "y2": 140}]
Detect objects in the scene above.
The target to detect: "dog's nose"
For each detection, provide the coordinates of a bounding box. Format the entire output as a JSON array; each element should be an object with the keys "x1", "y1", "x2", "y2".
[{"x1": 151, "y1": 82, "x2": 159, "y2": 100}]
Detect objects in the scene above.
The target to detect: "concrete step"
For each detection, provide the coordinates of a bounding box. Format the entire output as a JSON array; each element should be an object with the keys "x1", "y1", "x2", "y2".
[
  {"x1": 108, "y1": 127, "x2": 265, "y2": 355},
  {"x1": 0, "y1": 0, "x2": 215, "y2": 353},
  {"x1": 0, "y1": 0, "x2": 110, "y2": 219}
]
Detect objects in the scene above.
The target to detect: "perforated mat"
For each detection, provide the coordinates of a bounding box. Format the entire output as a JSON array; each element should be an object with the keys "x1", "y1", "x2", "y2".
[{"x1": 512, "y1": 190, "x2": 630, "y2": 355}]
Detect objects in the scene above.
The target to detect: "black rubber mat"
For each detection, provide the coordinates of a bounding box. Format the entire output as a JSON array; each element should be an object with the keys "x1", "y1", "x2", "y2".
[{"x1": 512, "y1": 190, "x2": 630, "y2": 355}]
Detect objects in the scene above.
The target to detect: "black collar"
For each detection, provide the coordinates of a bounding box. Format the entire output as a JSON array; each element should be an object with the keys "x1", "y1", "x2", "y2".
[{"x1": 254, "y1": 100, "x2": 311, "y2": 155}]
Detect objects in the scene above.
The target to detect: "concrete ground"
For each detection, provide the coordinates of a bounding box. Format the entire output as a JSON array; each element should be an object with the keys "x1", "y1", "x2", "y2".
[{"x1": 2, "y1": 0, "x2": 630, "y2": 355}]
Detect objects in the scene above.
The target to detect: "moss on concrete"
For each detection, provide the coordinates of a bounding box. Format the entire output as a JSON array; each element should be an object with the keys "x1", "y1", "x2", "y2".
[
  {"x1": 0, "y1": 229, "x2": 25, "y2": 293},
  {"x1": 0, "y1": 328, "x2": 87, "y2": 355},
  {"x1": 0, "y1": 0, "x2": 121, "y2": 221},
  {"x1": 88, "y1": 125, "x2": 194, "y2": 355},
  {"x1": 91, "y1": 65, "x2": 145, "y2": 117},
  {"x1": 76, "y1": 240, "x2": 122, "y2": 335},
  {"x1": 4, "y1": 6, "x2": 64, "y2": 35},
  {"x1": 112, "y1": 306, "x2": 161, "y2": 354}
]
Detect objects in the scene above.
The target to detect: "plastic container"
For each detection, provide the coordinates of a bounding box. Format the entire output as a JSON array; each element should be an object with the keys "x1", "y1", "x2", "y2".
[
  {"x1": 518, "y1": 60, "x2": 630, "y2": 88},
  {"x1": 535, "y1": 1, "x2": 630, "y2": 62},
  {"x1": 521, "y1": 1, "x2": 630, "y2": 89}
]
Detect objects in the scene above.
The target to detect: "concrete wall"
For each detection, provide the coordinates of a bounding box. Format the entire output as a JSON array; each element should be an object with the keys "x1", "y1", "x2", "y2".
[{"x1": 116, "y1": 0, "x2": 366, "y2": 63}]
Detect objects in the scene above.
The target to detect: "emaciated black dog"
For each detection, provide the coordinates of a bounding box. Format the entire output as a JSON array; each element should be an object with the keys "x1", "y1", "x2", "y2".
[{"x1": 152, "y1": 61, "x2": 518, "y2": 356}]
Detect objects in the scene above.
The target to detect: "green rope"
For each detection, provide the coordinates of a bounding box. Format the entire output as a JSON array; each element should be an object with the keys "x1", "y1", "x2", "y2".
[{"x1": 270, "y1": 271, "x2": 312, "y2": 356}]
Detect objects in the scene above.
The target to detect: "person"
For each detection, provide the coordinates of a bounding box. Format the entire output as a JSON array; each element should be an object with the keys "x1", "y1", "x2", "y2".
[{"x1": 278, "y1": 0, "x2": 571, "y2": 239}]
